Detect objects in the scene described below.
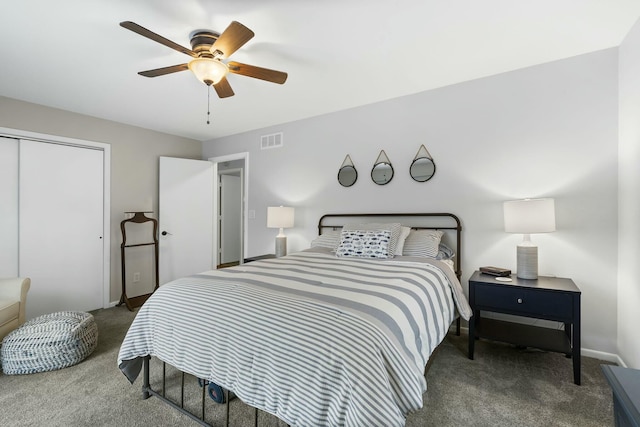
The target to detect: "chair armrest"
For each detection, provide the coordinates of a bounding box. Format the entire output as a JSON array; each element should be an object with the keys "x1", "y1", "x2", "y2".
[{"x1": 0, "y1": 277, "x2": 31, "y2": 303}]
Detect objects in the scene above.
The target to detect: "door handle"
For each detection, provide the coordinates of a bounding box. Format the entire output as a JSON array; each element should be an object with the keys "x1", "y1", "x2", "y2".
[{"x1": 161, "y1": 231, "x2": 172, "y2": 236}]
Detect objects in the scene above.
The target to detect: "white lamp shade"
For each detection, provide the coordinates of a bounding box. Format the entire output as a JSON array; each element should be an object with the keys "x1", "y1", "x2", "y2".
[
  {"x1": 188, "y1": 58, "x2": 228, "y2": 86},
  {"x1": 504, "y1": 198, "x2": 556, "y2": 233},
  {"x1": 267, "y1": 206, "x2": 294, "y2": 229}
]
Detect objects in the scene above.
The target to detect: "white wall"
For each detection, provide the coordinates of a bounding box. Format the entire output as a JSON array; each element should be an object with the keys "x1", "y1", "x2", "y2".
[
  {"x1": 0, "y1": 137, "x2": 19, "y2": 277},
  {"x1": 618, "y1": 18, "x2": 640, "y2": 369},
  {"x1": 0, "y1": 96, "x2": 202, "y2": 303},
  {"x1": 204, "y1": 49, "x2": 620, "y2": 356}
]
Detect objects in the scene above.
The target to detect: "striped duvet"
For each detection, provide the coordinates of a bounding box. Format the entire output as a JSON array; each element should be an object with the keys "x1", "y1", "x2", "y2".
[{"x1": 118, "y1": 249, "x2": 471, "y2": 427}]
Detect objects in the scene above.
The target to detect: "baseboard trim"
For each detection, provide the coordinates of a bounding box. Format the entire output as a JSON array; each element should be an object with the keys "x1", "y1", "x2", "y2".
[{"x1": 582, "y1": 349, "x2": 626, "y2": 366}]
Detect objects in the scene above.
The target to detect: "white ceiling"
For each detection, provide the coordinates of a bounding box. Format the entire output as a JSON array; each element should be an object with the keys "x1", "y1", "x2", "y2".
[{"x1": 1, "y1": 1, "x2": 639, "y2": 141}]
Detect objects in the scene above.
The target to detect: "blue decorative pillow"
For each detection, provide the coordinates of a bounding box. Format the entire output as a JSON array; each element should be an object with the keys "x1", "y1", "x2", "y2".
[
  {"x1": 342, "y1": 222, "x2": 402, "y2": 257},
  {"x1": 336, "y1": 230, "x2": 392, "y2": 259},
  {"x1": 436, "y1": 243, "x2": 455, "y2": 260}
]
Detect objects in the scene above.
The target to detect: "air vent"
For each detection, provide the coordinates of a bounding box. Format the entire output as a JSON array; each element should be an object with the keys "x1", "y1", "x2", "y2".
[{"x1": 260, "y1": 132, "x2": 283, "y2": 150}]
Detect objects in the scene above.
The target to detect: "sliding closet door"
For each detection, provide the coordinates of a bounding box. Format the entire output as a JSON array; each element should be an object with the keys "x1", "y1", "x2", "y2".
[
  {"x1": 0, "y1": 137, "x2": 19, "y2": 277},
  {"x1": 19, "y1": 140, "x2": 104, "y2": 319}
]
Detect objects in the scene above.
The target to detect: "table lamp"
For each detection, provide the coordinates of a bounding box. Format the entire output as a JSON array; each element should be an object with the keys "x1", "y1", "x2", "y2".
[
  {"x1": 503, "y1": 198, "x2": 555, "y2": 279},
  {"x1": 267, "y1": 206, "x2": 294, "y2": 257}
]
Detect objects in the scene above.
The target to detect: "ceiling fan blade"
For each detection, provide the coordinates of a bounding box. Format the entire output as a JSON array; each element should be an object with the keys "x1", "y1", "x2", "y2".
[
  {"x1": 209, "y1": 21, "x2": 254, "y2": 59},
  {"x1": 213, "y1": 77, "x2": 235, "y2": 98},
  {"x1": 227, "y1": 62, "x2": 288, "y2": 84},
  {"x1": 138, "y1": 64, "x2": 189, "y2": 78},
  {"x1": 120, "y1": 21, "x2": 197, "y2": 58}
]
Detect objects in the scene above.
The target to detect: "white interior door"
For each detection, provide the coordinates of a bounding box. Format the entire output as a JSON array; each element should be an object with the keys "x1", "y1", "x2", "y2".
[
  {"x1": 220, "y1": 172, "x2": 242, "y2": 264},
  {"x1": 159, "y1": 156, "x2": 215, "y2": 285},
  {"x1": 19, "y1": 140, "x2": 104, "y2": 319}
]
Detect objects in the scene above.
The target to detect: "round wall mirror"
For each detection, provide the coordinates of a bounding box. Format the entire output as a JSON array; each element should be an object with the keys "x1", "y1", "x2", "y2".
[
  {"x1": 337, "y1": 154, "x2": 358, "y2": 187},
  {"x1": 371, "y1": 150, "x2": 394, "y2": 185},
  {"x1": 371, "y1": 162, "x2": 394, "y2": 185},
  {"x1": 410, "y1": 158, "x2": 436, "y2": 182},
  {"x1": 410, "y1": 144, "x2": 436, "y2": 182},
  {"x1": 338, "y1": 165, "x2": 358, "y2": 187}
]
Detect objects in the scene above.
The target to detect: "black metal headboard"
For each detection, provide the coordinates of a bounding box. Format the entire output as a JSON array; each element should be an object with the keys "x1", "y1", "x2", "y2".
[{"x1": 317, "y1": 213, "x2": 462, "y2": 279}]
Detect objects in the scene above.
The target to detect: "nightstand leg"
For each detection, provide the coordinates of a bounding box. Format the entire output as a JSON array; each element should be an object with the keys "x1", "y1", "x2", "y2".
[
  {"x1": 573, "y1": 325, "x2": 581, "y2": 385},
  {"x1": 468, "y1": 310, "x2": 477, "y2": 359}
]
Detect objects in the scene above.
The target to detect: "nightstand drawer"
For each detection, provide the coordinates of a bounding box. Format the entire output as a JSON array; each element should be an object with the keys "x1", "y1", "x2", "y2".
[{"x1": 474, "y1": 283, "x2": 573, "y2": 319}]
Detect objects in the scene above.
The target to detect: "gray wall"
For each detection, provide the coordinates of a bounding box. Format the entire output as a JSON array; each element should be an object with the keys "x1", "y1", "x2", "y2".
[
  {"x1": 618, "y1": 18, "x2": 640, "y2": 369},
  {"x1": 0, "y1": 96, "x2": 202, "y2": 303},
  {"x1": 203, "y1": 49, "x2": 620, "y2": 357}
]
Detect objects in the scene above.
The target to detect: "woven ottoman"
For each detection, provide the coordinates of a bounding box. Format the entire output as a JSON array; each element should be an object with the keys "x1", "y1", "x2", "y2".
[{"x1": 1, "y1": 311, "x2": 98, "y2": 375}]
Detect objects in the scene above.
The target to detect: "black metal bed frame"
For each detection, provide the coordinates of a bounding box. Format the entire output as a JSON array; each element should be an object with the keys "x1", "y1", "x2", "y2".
[
  {"x1": 318, "y1": 212, "x2": 462, "y2": 279},
  {"x1": 137, "y1": 212, "x2": 463, "y2": 426},
  {"x1": 141, "y1": 356, "x2": 272, "y2": 427}
]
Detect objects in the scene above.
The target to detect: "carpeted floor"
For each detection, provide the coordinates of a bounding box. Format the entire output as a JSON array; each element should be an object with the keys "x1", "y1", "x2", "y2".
[{"x1": 0, "y1": 307, "x2": 614, "y2": 427}]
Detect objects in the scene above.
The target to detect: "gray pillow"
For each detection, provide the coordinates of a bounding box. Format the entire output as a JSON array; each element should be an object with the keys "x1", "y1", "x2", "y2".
[
  {"x1": 402, "y1": 229, "x2": 444, "y2": 258},
  {"x1": 310, "y1": 230, "x2": 341, "y2": 250}
]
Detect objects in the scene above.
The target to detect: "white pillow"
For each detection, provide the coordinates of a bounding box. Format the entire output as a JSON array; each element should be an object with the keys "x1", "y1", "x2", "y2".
[
  {"x1": 310, "y1": 230, "x2": 342, "y2": 250},
  {"x1": 335, "y1": 229, "x2": 392, "y2": 259},
  {"x1": 395, "y1": 226, "x2": 411, "y2": 256},
  {"x1": 342, "y1": 222, "x2": 402, "y2": 257},
  {"x1": 402, "y1": 229, "x2": 444, "y2": 258}
]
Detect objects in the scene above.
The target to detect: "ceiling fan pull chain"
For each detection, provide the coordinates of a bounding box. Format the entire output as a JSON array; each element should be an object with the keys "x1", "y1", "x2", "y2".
[{"x1": 207, "y1": 85, "x2": 211, "y2": 125}]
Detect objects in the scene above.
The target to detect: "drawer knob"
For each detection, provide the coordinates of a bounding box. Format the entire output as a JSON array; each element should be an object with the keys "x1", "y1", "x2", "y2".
[{"x1": 517, "y1": 298, "x2": 523, "y2": 304}]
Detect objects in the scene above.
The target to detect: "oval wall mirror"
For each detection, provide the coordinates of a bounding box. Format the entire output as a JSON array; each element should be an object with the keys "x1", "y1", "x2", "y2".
[
  {"x1": 337, "y1": 155, "x2": 358, "y2": 187},
  {"x1": 371, "y1": 150, "x2": 394, "y2": 185},
  {"x1": 410, "y1": 144, "x2": 436, "y2": 182}
]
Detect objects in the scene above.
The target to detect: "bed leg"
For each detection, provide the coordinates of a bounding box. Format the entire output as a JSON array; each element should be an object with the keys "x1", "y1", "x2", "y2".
[
  {"x1": 225, "y1": 389, "x2": 230, "y2": 427},
  {"x1": 254, "y1": 407, "x2": 259, "y2": 427},
  {"x1": 142, "y1": 356, "x2": 151, "y2": 399},
  {"x1": 162, "y1": 362, "x2": 166, "y2": 397},
  {"x1": 456, "y1": 317, "x2": 461, "y2": 336},
  {"x1": 181, "y1": 372, "x2": 185, "y2": 408},
  {"x1": 201, "y1": 379, "x2": 206, "y2": 421}
]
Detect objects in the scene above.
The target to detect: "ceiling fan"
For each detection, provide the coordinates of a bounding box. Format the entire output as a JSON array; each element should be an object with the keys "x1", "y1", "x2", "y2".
[{"x1": 120, "y1": 20, "x2": 288, "y2": 99}]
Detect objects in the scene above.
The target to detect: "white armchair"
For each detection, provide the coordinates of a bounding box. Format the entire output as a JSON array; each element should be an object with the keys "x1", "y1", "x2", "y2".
[{"x1": 0, "y1": 277, "x2": 31, "y2": 342}]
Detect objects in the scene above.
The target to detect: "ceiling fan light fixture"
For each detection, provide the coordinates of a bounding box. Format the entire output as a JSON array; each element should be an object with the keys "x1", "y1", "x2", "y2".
[{"x1": 188, "y1": 58, "x2": 228, "y2": 86}]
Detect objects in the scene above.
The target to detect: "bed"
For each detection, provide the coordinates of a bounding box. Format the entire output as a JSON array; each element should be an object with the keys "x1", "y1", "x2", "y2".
[{"x1": 118, "y1": 213, "x2": 471, "y2": 427}]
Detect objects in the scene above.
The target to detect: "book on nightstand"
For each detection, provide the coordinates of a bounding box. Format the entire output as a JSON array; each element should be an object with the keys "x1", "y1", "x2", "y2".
[{"x1": 479, "y1": 266, "x2": 512, "y2": 277}]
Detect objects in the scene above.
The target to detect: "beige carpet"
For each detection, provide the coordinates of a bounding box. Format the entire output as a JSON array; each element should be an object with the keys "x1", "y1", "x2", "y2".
[{"x1": 0, "y1": 307, "x2": 614, "y2": 426}]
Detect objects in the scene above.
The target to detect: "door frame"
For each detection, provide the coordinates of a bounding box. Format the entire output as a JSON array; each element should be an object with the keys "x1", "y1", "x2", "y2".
[
  {"x1": 0, "y1": 126, "x2": 111, "y2": 309},
  {"x1": 208, "y1": 152, "x2": 249, "y2": 262},
  {"x1": 218, "y1": 167, "x2": 244, "y2": 266}
]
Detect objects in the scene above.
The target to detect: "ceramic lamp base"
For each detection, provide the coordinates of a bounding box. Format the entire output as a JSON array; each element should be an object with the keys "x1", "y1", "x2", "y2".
[
  {"x1": 516, "y1": 245, "x2": 538, "y2": 279},
  {"x1": 275, "y1": 236, "x2": 287, "y2": 258}
]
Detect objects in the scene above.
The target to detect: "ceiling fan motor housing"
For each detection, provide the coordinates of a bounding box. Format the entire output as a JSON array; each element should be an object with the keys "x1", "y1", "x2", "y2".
[{"x1": 189, "y1": 31, "x2": 220, "y2": 57}]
